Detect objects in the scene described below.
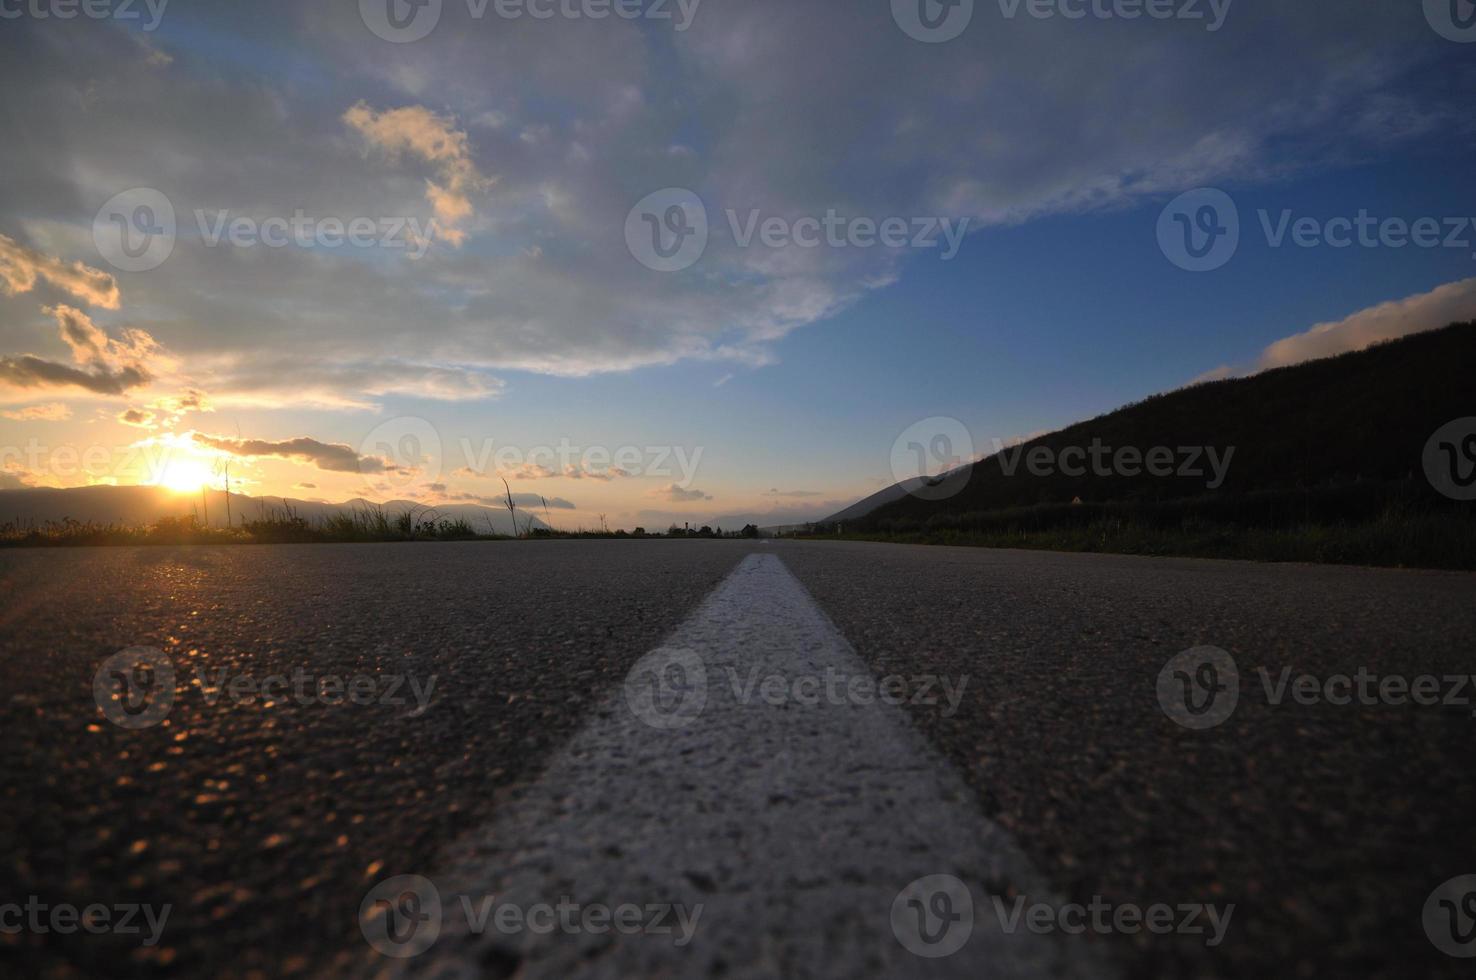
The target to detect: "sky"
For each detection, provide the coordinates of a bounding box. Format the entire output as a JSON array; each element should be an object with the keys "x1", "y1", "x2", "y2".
[{"x1": 1, "y1": 0, "x2": 1475, "y2": 531}]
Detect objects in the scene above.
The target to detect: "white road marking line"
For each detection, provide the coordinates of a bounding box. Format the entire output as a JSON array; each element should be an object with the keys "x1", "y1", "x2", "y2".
[{"x1": 376, "y1": 553, "x2": 1112, "y2": 978}]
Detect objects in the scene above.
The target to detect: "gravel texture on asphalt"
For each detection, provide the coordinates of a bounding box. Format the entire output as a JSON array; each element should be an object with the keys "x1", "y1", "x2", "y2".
[
  {"x1": 776, "y1": 540, "x2": 1476, "y2": 980},
  {"x1": 3, "y1": 539, "x2": 1474, "y2": 979},
  {"x1": 0, "y1": 540, "x2": 761, "y2": 978},
  {"x1": 390, "y1": 553, "x2": 1111, "y2": 980}
]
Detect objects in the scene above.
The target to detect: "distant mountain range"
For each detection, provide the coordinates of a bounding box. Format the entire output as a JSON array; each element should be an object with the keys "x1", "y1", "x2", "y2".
[
  {"x1": 837, "y1": 320, "x2": 1476, "y2": 530},
  {"x1": 0, "y1": 485, "x2": 548, "y2": 536}
]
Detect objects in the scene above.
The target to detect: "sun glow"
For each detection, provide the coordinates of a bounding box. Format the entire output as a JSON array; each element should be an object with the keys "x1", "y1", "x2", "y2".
[{"x1": 155, "y1": 459, "x2": 214, "y2": 494}]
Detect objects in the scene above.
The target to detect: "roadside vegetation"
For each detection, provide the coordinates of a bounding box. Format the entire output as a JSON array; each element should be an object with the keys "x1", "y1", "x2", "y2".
[
  {"x1": 0, "y1": 502, "x2": 764, "y2": 547},
  {"x1": 832, "y1": 322, "x2": 1476, "y2": 570},
  {"x1": 806, "y1": 493, "x2": 1476, "y2": 570}
]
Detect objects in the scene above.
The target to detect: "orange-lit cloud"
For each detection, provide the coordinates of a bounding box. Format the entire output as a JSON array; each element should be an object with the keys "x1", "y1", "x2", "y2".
[
  {"x1": 118, "y1": 408, "x2": 158, "y2": 428},
  {"x1": 0, "y1": 234, "x2": 120, "y2": 310},
  {"x1": 343, "y1": 102, "x2": 490, "y2": 247},
  {"x1": 1257, "y1": 277, "x2": 1476, "y2": 371},
  {"x1": 1, "y1": 402, "x2": 70, "y2": 421},
  {"x1": 649, "y1": 483, "x2": 712, "y2": 502},
  {"x1": 1193, "y1": 277, "x2": 1476, "y2": 383},
  {"x1": 0, "y1": 305, "x2": 158, "y2": 396},
  {"x1": 188, "y1": 432, "x2": 407, "y2": 474}
]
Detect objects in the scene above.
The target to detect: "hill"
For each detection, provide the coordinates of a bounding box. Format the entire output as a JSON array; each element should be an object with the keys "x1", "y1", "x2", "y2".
[{"x1": 838, "y1": 321, "x2": 1476, "y2": 567}]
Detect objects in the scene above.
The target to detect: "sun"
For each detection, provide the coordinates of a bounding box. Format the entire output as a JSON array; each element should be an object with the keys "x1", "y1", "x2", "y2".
[{"x1": 156, "y1": 459, "x2": 213, "y2": 494}]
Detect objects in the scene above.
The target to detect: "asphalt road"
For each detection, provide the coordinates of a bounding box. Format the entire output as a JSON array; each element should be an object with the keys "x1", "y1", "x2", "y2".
[{"x1": 1, "y1": 540, "x2": 1473, "y2": 979}]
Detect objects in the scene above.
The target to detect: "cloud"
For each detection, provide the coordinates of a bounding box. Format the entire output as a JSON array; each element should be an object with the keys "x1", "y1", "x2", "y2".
[
  {"x1": 0, "y1": 305, "x2": 158, "y2": 396},
  {"x1": 198, "y1": 359, "x2": 503, "y2": 411},
  {"x1": 763, "y1": 488, "x2": 822, "y2": 498},
  {"x1": 49, "y1": 305, "x2": 160, "y2": 371},
  {"x1": 0, "y1": 466, "x2": 34, "y2": 490},
  {"x1": 293, "y1": 482, "x2": 317, "y2": 490},
  {"x1": 1194, "y1": 278, "x2": 1476, "y2": 383},
  {"x1": 0, "y1": 233, "x2": 120, "y2": 309},
  {"x1": 117, "y1": 408, "x2": 157, "y2": 428},
  {"x1": 491, "y1": 462, "x2": 631, "y2": 481},
  {"x1": 650, "y1": 483, "x2": 712, "y2": 502},
  {"x1": 189, "y1": 432, "x2": 406, "y2": 474},
  {"x1": 0, "y1": 354, "x2": 150, "y2": 395},
  {"x1": 151, "y1": 388, "x2": 213, "y2": 415},
  {"x1": 562, "y1": 464, "x2": 631, "y2": 481},
  {"x1": 1256, "y1": 277, "x2": 1476, "y2": 372},
  {"x1": 0, "y1": 2, "x2": 1465, "y2": 387},
  {"x1": 344, "y1": 102, "x2": 489, "y2": 247},
  {"x1": 442, "y1": 489, "x2": 576, "y2": 509},
  {"x1": 498, "y1": 463, "x2": 559, "y2": 480},
  {"x1": 1, "y1": 402, "x2": 70, "y2": 421}
]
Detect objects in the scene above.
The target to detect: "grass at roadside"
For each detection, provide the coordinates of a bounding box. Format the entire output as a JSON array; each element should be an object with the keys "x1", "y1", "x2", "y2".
[
  {"x1": 812, "y1": 509, "x2": 1476, "y2": 570},
  {"x1": 0, "y1": 504, "x2": 493, "y2": 547}
]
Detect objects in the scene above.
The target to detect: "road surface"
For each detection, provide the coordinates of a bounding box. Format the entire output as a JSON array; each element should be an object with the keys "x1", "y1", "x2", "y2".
[{"x1": 0, "y1": 540, "x2": 1472, "y2": 978}]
